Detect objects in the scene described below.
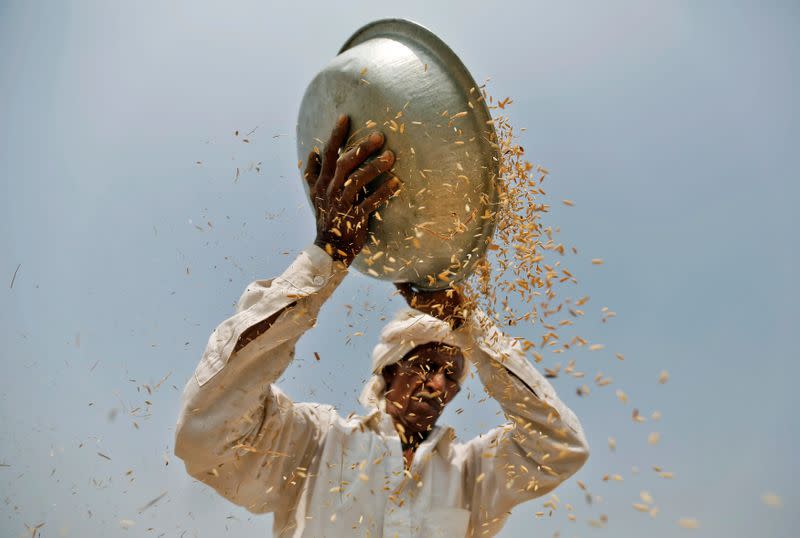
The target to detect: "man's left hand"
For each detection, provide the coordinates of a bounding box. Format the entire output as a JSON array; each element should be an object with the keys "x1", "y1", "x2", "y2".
[{"x1": 394, "y1": 283, "x2": 468, "y2": 329}]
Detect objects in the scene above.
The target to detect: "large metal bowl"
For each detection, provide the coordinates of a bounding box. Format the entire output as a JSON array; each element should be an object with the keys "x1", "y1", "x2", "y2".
[{"x1": 296, "y1": 18, "x2": 499, "y2": 290}]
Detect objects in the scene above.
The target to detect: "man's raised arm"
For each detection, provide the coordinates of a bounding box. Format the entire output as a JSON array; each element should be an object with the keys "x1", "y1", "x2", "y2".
[
  {"x1": 456, "y1": 310, "x2": 589, "y2": 533},
  {"x1": 174, "y1": 244, "x2": 347, "y2": 514},
  {"x1": 174, "y1": 114, "x2": 400, "y2": 515}
]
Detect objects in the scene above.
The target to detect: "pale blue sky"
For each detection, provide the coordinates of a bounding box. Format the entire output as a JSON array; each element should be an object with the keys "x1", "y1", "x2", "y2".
[{"x1": 1, "y1": 1, "x2": 798, "y2": 537}]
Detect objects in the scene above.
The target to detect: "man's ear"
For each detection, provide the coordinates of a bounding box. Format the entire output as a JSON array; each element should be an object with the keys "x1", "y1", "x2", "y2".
[{"x1": 382, "y1": 363, "x2": 398, "y2": 387}]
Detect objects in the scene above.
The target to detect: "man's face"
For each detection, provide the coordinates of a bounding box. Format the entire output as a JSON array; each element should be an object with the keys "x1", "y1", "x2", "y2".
[{"x1": 382, "y1": 342, "x2": 465, "y2": 439}]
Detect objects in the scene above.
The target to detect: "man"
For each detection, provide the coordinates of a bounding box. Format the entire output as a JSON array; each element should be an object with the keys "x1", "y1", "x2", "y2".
[{"x1": 175, "y1": 115, "x2": 589, "y2": 537}]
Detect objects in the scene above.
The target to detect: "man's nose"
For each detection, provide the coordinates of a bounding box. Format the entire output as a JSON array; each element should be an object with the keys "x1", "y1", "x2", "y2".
[{"x1": 425, "y1": 372, "x2": 446, "y2": 393}]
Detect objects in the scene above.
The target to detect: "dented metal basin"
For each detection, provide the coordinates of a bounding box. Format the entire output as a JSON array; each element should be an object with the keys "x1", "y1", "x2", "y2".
[{"x1": 296, "y1": 18, "x2": 499, "y2": 290}]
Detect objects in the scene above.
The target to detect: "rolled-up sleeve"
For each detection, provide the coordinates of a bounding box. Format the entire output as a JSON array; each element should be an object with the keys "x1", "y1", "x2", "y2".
[
  {"x1": 174, "y1": 244, "x2": 347, "y2": 515},
  {"x1": 455, "y1": 310, "x2": 589, "y2": 534}
]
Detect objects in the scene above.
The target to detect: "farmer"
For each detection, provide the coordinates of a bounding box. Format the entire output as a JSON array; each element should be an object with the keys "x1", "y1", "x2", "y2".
[{"x1": 175, "y1": 115, "x2": 589, "y2": 537}]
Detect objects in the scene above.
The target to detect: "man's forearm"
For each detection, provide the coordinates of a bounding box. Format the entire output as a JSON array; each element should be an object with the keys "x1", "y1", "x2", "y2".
[
  {"x1": 175, "y1": 244, "x2": 347, "y2": 465},
  {"x1": 188, "y1": 243, "x2": 348, "y2": 389},
  {"x1": 461, "y1": 310, "x2": 589, "y2": 475},
  {"x1": 232, "y1": 302, "x2": 296, "y2": 354}
]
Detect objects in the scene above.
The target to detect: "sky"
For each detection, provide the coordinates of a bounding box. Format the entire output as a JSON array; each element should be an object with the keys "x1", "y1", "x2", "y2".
[{"x1": 1, "y1": 1, "x2": 798, "y2": 537}]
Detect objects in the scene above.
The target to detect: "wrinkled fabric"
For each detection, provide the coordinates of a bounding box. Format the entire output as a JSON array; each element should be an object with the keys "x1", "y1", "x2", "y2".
[{"x1": 175, "y1": 244, "x2": 589, "y2": 538}]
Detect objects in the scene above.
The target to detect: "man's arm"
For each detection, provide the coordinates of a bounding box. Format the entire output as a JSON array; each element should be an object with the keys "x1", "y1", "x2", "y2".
[
  {"x1": 174, "y1": 114, "x2": 401, "y2": 515},
  {"x1": 174, "y1": 244, "x2": 347, "y2": 513},
  {"x1": 455, "y1": 310, "x2": 589, "y2": 533}
]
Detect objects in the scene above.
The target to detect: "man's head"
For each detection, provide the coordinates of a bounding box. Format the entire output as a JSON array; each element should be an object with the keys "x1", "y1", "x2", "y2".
[{"x1": 381, "y1": 342, "x2": 465, "y2": 440}]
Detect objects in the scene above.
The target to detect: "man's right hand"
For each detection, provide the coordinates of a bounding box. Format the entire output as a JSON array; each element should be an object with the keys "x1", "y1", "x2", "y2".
[{"x1": 304, "y1": 114, "x2": 400, "y2": 266}]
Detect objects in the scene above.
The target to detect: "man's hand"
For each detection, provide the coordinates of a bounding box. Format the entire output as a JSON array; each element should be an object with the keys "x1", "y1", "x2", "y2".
[
  {"x1": 395, "y1": 283, "x2": 469, "y2": 329},
  {"x1": 304, "y1": 114, "x2": 400, "y2": 265}
]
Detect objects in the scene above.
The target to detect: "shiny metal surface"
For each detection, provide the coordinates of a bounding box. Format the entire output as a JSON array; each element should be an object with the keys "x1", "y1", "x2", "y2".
[{"x1": 297, "y1": 19, "x2": 499, "y2": 290}]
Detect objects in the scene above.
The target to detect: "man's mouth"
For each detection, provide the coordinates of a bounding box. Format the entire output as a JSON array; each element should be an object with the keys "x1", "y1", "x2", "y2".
[{"x1": 414, "y1": 390, "x2": 441, "y2": 400}]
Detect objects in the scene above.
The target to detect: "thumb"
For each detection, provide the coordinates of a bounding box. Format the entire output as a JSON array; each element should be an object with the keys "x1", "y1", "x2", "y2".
[{"x1": 394, "y1": 282, "x2": 413, "y2": 297}]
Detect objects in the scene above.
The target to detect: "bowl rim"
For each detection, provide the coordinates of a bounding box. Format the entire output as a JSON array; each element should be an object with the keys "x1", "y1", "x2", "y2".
[
  {"x1": 339, "y1": 20, "x2": 493, "y2": 134},
  {"x1": 337, "y1": 18, "x2": 501, "y2": 289}
]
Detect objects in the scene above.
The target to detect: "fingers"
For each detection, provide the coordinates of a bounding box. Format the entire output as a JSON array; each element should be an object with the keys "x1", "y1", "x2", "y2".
[
  {"x1": 328, "y1": 131, "x2": 385, "y2": 199},
  {"x1": 319, "y1": 114, "x2": 350, "y2": 187},
  {"x1": 394, "y1": 282, "x2": 417, "y2": 308},
  {"x1": 339, "y1": 132, "x2": 385, "y2": 177},
  {"x1": 341, "y1": 150, "x2": 395, "y2": 204},
  {"x1": 358, "y1": 177, "x2": 401, "y2": 215},
  {"x1": 303, "y1": 150, "x2": 321, "y2": 192},
  {"x1": 445, "y1": 285, "x2": 464, "y2": 304}
]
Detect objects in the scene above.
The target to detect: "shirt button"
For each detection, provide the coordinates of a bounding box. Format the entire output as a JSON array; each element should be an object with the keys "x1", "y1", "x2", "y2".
[{"x1": 313, "y1": 275, "x2": 325, "y2": 286}]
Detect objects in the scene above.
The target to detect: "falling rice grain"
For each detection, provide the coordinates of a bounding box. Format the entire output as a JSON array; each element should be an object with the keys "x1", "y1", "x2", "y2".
[{"x1": 677, "y1": 518, "x2": 699, "y2": 529}]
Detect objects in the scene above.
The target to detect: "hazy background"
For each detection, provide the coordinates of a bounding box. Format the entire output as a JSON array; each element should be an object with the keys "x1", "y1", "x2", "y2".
[{"x1": 1, "y1": 1, "x2": 797, "y2": 536}]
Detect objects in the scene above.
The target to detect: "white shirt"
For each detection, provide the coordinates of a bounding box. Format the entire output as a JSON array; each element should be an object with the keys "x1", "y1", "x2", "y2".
[{"x1": 175, "y1": 244, "x2": 589, "y2": 538}]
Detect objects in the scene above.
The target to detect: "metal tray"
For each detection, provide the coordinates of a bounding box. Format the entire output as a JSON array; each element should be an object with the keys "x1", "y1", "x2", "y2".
[{"x1": 297, "y1": 18, "x2": 499, "y2": 289}]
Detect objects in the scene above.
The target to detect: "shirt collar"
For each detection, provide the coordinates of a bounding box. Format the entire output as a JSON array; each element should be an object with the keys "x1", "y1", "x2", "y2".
[{"x1": 362, "y1": 408, "x2": 454, "y2": 454}]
